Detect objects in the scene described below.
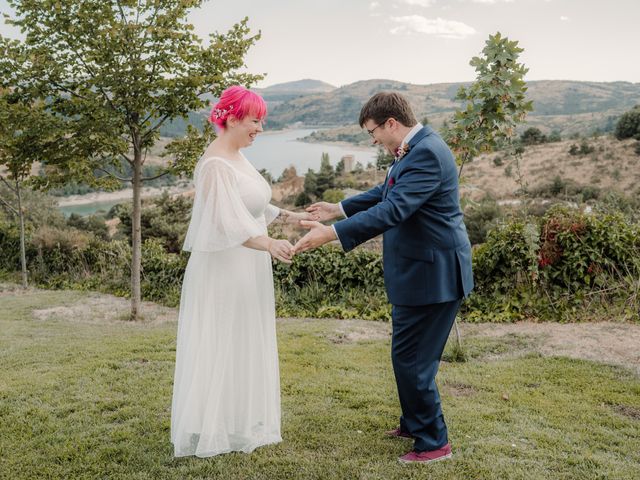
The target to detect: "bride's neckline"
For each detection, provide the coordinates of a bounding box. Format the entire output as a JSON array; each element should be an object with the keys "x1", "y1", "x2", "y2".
[{"x1": 200, "y1": 153, "x2": 263, "y2": 180}]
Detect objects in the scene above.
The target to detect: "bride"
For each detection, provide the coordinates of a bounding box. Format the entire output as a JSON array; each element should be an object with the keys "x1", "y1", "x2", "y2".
[{"x1": 171, "y1": 85, "x2": 311, "y2": 457}]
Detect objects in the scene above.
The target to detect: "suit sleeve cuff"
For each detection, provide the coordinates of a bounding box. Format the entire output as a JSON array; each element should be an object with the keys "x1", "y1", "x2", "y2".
[{"x1": 338, "y1": 201, "x2": 347, "y2": 218}]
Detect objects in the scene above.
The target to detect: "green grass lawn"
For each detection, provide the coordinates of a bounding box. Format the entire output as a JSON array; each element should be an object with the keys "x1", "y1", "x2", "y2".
[{"x1": 1, "y1": 288, "x2": 639, "y2": 479}]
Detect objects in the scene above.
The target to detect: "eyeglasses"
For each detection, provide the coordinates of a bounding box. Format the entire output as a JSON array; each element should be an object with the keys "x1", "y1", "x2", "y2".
[{"x1": 366, "y1": 119, "x2": 388, "y2": 137}]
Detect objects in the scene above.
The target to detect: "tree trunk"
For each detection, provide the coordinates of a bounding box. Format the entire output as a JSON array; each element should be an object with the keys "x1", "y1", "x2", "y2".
[
  {"x1": 16, "y1": 180, "x2": 28, "y2": 289},
  {"x1": 130, "y1": 141, "x2": 143, "y2": 320}
]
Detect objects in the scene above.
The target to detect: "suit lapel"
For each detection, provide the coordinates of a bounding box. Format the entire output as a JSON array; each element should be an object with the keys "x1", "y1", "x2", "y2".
[{"x1": 383, "y1": 126, "x2": 434, "y2": 198}]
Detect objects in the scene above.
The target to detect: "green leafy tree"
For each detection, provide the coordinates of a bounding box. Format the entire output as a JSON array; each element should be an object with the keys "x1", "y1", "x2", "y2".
[
  {"x1": 294, "y1": 191, "x2": 312, "y2": 207},
  {"x1": 445, "y1": 32, "x2": 533, "y2": 178},
  {"x1": 1, "y1": 1, "x2": 262, "y2": 318},
  {"x1": 303, "y1": 169, "x2": 318, "y2": 198},
  {"x1": 322, "y1": 188, "x2": 345, "y2": 204},
  {"x1": 444, "y1": 32, "x2": 532, "y2": 352},
  {"x1": 315, "y1": 152, "x2": 335, "y2": 196},
  {"x1": 614, "y1": 105, "x2": 640, "y2": 140},
  {"x1": 0, "y1": 93, "x2": 64, "y2": 288},
  {"x1": 376, "y1": 147, "x2": 394, "y2": 170},
  {"x1": 520, "y1": 127, "x2": 547, "y2": 146}
]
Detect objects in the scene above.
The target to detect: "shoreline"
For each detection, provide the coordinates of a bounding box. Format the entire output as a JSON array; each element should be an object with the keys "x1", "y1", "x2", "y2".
[{"x1": 56, "y1": 183, "x2": 193, "y2": 207}]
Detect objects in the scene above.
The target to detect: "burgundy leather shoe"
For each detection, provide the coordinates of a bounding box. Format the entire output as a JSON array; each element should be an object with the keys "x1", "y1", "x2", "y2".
[
  {"x1": 385, "y1": 427, "x2": 413, "y2": 440},
  {"x1": 398, "y1": 443, "x2": 452, "y2": 464}
]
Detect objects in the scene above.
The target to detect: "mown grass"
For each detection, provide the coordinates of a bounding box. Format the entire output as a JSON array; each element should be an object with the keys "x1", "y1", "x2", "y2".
[{"x1": 1, "y1": 288, "x2": 639, "y2": 479}]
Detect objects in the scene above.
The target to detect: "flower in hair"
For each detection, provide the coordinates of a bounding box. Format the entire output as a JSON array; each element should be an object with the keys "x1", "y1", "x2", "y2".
[
  {"x1": 213, "y1": 104, "x2": 234, "y2": 120},
  {"x1": 395, "y1": 142, "x2": 411, "y2": 160}
]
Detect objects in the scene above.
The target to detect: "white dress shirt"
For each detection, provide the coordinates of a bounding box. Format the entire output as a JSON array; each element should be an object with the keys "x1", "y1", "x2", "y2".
[{"x1": 337, "y1": 122, "x2": 423, "y2": 219}]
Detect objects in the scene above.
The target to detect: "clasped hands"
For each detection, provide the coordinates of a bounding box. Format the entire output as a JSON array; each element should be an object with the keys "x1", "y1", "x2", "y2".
[{"x1": 268, "y1": 202, "x2": 342, "y2": 264}]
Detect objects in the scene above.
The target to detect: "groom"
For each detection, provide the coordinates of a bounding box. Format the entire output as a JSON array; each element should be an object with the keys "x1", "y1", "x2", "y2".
[{"x1": 294, "y1": 92, "x2": 473, "y2": 464}]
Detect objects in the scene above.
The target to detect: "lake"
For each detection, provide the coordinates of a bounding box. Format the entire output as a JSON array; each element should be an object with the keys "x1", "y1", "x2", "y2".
[
  {"x1": 59, "y1": 199, "x2": 124, "y2": 217},
  {"x1": 248, "y1": 128, "x2": 376, "y2": 177},
  {"x1": 58, "y1": 129, "x2": 377, "y2": 216}
]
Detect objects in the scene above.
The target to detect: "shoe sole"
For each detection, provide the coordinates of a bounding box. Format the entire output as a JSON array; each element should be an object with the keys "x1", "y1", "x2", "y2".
[
  {"x1": 385, "y1": 434, "x2": 414, "y2": 441},
  {"x1": 398, "y1": 453, "x2": 452, "y2": 464}
]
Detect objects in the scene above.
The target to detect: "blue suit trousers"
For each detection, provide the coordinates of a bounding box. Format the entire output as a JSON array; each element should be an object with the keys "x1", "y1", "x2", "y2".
[{"x1": 392, "y1": 299, "x2": 461, "y2": 452}]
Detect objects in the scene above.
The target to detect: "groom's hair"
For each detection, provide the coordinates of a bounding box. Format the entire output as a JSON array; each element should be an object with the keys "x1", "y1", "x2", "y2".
[{"x1": 359, "y1": 92, "x2": 417, "y2": 128}]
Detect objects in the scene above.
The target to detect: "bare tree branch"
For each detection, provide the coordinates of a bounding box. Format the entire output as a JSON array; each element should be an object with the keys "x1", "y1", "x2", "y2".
[
  {"x1": 141, "y1": 169, "x2": 169, "y2": 182},
  {"x1": 0, "y1": 194, "x2": 18, "y2": 215},
  {"x1": 97, "y1": 167, "x2": 131, "y2": 183},
  {"x1": 120, "y1": 153, "x2": 134, "y2": 166},
  {"x1": 0, "y1": 174, "x2": 18, "y2": 194}
]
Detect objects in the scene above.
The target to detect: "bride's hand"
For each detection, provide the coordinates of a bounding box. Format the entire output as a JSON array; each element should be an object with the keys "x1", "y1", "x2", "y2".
[
  {"x1": 268, "y1": 239, "x2": 295, "y2": 264},
  {"x1": 288, "y1": 210, "x2": 318, "y2": 224},
  {"x1": 284, "y1": 211, "x2": 317, "y2": 226},
  {"x1": 305, "y1": 202, "x2": 341, "y2": 222}
]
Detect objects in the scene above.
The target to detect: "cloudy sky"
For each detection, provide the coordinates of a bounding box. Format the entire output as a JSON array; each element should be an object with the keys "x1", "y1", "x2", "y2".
[{"x1": 1, "y1": 0, "x2": 638, "y2": 88}]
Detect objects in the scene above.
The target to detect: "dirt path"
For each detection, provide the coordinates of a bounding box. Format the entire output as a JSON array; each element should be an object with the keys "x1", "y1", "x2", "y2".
[
  {"x1": 18, "y1": 285, "x2": 640, "y2": 375},
  {"x1": 281, "y1": 318, "x2": 640, "y2": 375},
  {"x1": 463, "y1": 321, "x2": 640, "y2": 375}
]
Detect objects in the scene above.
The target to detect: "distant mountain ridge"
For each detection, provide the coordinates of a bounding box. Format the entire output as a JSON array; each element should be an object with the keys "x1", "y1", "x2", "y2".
[
  {"x1": 265, "y1": 79, "x2": 640, "y2": 136},
  {"x1": 159, "y1": 79, "x2": 640, "y2": 139},
  {"x1": 257, "y1": 79, "x2": 336, "y2": 94},
  {"x1": 254, "y1": 79, "x2": 336, "y2": 105}
]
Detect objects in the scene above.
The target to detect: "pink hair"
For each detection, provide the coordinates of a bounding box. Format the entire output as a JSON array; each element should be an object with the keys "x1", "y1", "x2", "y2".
[{"x1": 209, "y1": 85, "x2": 267, "y2": 130}]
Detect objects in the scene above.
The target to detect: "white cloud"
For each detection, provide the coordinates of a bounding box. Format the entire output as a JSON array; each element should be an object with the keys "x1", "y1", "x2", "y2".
[
  {"x1": 390, "y1": 15, "x2": 476, "y2": 39},
  {"x1": 471, "y1": 0, "x2": 514, "y2": 4},
  {"x1": 399, "y1": 0, "x2": 436, "y2": 6},
  {"x1": 560, "y1": 15, "x2": 570, "y2": 21}
]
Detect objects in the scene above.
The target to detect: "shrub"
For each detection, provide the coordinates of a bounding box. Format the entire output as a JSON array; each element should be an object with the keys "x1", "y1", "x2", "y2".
[
  {"x1": 614, "y1": 105, "x2": 640, "y2": 140},
  {"x1": 114, "y1": 192, "x2": 192, "y2": 253},
  {"x1": 466, "y1": 205, "x2": 640, "y2": 322},
  {"x1": 66, "y1": 213, "x2": 110, "y2": 240},
  {"x1": 520, "y1": 127, "x2": 547, "y2": 145},
  {"x1": 322, "y1": 189, "x2": 345, "y2": 203},
  {"x1": 294, "y1": 191, "x2": 312, "y2": 207},
  {"x1": 464, "y1": 198, "x2": 502, "y2": 245}
]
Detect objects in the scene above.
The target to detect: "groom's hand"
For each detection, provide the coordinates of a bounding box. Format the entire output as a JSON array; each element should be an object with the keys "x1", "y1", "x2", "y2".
[
  {"x1": 294, "y1": 221, "x2": 337, "y2": 253},
  {"x1": 306, "y1": 202, "x2": 341, "y2": 222}
]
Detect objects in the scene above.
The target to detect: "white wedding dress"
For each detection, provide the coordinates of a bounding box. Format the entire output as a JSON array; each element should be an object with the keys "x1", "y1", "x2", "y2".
[{"x1": 171, "y1": 154, "x2": 282, "y2": 457}]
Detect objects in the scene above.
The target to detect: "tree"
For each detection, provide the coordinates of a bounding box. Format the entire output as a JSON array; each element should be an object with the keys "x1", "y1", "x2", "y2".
[
  {"x1": 315, "y1": 152, "x2": 335, "y2": 196},
  {"x1": 520, "y1": 127, "x2": 547, "y2": 146},
  {"x1": 1, "y1": 1, "x2": 262, "y2": 319},
  {"x1": 444, "y1": 32, "x2": 532, "y2": 354},
  {"x1": 614, "y1": 105, "x2": 640, "y2": 140},
  {"x1": 376, "y1": 147, "x2": 394, "y2": 170},
  {"x1": 322, "y1": 188, "x2": 345, "y2": 203},
  {"x1": 0, "y1": 93, "x2": 63, "y2": 288},
  {"x1": 445, "y1": 32, "x2": 533, "y2": 178},
  {"x1": 294, "y1": 191, "x2": 311, "y2": 207},
  {"x1": 303, "y1": 169, "x2": 318, "y2": 198}
]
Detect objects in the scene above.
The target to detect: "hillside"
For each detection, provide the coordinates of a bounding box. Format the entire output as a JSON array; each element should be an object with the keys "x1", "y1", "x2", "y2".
[
  {"x1": 158, "y1": 79, "x2": 640, "y2": 139},
  {"x1": 267, "y1": 79, "x2": 640, "y2": 137},
  {"x1": 255, "y1": 79, "x2": 336, "y2": 104},
  {"x1": 459, "y1": 136, "x2": 639, "y2": 200}
]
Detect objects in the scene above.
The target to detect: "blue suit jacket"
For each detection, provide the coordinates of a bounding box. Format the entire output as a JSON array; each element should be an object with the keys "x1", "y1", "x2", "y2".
[{"x1": 334, "y1": 126, "x2": 474, "y2": 306}]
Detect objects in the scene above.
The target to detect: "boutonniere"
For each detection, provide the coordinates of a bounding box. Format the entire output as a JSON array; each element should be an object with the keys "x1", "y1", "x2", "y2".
[
  {"x1": 395, "y1": 142, "x2": 411, "y2": 160},
  {"x1": 388, "y1": 176, "x2": 395, "y2": 187}
]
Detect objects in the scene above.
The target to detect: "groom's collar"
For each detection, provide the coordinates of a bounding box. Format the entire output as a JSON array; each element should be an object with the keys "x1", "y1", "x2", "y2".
[
  {"x1": 401, "y1": 122, "x2": 423, "y2": 147},
  {"x1": 408, "y1": 125, "x2": 434, "y2": 149}
]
